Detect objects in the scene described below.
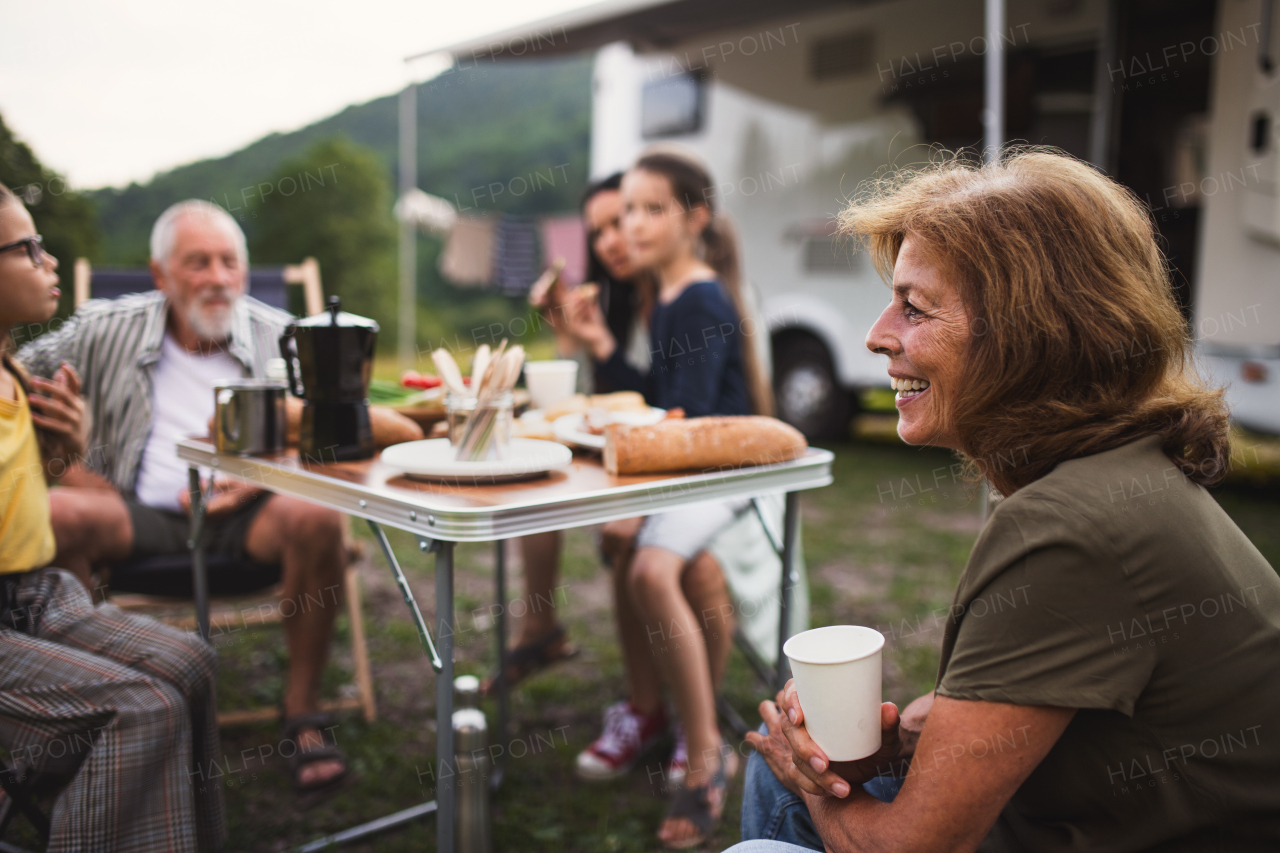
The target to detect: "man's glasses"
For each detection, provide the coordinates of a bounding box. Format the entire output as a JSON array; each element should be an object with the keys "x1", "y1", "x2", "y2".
[{"x1": 0, "y1": 235, "x2": 48, "y2": 269}]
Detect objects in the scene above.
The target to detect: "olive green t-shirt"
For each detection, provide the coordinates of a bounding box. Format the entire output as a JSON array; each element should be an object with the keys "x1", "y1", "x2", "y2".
[{"x1": 937, "y1": 435, "x2": 1280, "y2": 852}]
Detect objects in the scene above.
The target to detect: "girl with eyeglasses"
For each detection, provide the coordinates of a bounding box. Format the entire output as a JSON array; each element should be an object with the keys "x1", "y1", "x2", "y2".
[{"x1": 0, "y1": 182, "x2": 226, "y2": 852}]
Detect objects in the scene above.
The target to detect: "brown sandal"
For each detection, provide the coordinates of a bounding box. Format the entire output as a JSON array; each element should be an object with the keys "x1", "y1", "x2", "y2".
[
  {"x1": 658, "y1": 744, "x2": 739, "y2": 850},
  {"x1": 282, "y1": 712, "x2": 349, "y2": 794},
  {"x1": 481, "y1": 625, "x2": 577, "y2": 695}
]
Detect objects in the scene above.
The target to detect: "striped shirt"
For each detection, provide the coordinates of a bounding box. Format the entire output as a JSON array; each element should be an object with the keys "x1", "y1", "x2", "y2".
[{"x1": 17, "y1": 290, "x2": 292, "y2": 497}]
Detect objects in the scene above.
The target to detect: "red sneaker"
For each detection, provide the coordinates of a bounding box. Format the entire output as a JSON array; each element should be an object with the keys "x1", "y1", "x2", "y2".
[
  {"x1": 575, "y1": 701, "x2": 667, "y2": 781},
  {"x1": 665, "y1": 721, "x2": 688, "y2": 788}
]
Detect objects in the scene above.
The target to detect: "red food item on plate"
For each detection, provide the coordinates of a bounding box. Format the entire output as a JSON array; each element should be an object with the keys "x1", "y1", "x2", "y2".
[{"x1": 400, "y1": 370, "x2": 443, "y2": 389}]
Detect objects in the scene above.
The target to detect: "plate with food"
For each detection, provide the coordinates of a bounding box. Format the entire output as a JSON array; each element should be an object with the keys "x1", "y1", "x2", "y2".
[
  {"x1": 381, "y1": 438, "x2": 572, "y2": 484},
  {"x1": 513, "y1": 409, "x2": 558, "y2": 441},
  {"x1": 553, "y1": 406, "x2": 668, "y2": 450},
  {"x1": 541, "y1": 390, "x2": 648, "y2": 420}
]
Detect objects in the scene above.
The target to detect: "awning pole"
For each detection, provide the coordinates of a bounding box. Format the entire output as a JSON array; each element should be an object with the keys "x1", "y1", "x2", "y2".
[
  {"x1": 397, "y1": 81, "x2": 418, "y2": 370},
  {"x1": 1089, "y1": 0, "x2": 1122, "y2": 171},
  {"x1": 984, "y1": 0, "x2": 1005, "y2": 164}
]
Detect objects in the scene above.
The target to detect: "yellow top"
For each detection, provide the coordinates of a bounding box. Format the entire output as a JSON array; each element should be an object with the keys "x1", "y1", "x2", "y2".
[{"x1": 0, "y1": 377, "x2": 55, "y2": 574}]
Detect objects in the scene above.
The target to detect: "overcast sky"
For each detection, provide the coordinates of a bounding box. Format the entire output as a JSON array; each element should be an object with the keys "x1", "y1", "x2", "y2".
[{"x1": 1, "y1": 0, "x2": 592, "y2": 189}]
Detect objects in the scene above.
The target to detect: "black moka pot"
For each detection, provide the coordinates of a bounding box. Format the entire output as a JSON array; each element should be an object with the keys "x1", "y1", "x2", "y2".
[{"x1": 279, "y1": 296, "x2": 379, "y2": 462}]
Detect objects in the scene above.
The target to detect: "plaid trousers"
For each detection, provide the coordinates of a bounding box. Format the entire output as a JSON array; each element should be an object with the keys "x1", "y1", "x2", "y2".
[{"x1": 0, "y1": 568, "x2": 225, "y2": 852}]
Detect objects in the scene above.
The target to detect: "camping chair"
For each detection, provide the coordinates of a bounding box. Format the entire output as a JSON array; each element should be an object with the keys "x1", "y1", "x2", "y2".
[
  {"x1": 72, "y1": 257, "x2": 324, "y2": 315},
  {"x1": 73, "y1": 258, "x2": 376, "y2": 726},
  {"x1": 0, "y1": 733, "x2": 95, "y2": 853},
  {"x1": 0, "y1": 758, "x2": 52, "y2": 852},
  {"x1": 710, "y1": 494, "x2": 803, "y2": 739}
]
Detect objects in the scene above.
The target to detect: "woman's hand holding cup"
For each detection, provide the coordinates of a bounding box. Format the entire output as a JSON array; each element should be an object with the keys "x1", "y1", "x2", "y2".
[
  {"x1": 748, "y1": 624, "x2": 903, "y2": 799},
  {"x1": 776, "y1": 681, "x2": 902, "y2": 797}
]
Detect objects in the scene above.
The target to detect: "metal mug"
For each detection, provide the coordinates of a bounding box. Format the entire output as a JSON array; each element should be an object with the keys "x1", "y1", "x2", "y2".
[{"x1": 214, "y1": 380, "x2": 288, "y2": 455}]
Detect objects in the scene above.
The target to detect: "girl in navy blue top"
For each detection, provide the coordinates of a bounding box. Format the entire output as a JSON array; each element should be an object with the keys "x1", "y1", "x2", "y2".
[
  {"x1": 565, "y1": 151, "x2": 772, "y2": 848},
  {"x1": 596, "y1": 278, "x2": 752, "y2": 416},
  {"x1": 570, "y1": 160, "x2": 769, "y2": 419}
]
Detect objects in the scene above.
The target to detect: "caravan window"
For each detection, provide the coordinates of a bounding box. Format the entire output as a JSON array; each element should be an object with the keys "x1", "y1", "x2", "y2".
[{"x1": 641, "y1": 72, "x2": 704, "y2": 138}]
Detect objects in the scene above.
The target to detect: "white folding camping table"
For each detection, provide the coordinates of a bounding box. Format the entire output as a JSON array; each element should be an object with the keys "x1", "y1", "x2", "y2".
[{"x1": 177, "y1": 437, "x2": 833, "y2": 852}]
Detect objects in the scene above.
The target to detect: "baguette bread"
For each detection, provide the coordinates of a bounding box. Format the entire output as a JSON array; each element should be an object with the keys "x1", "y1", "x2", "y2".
[{"x1": 604, "y1": 416, "x2": 807, "y2": 475}]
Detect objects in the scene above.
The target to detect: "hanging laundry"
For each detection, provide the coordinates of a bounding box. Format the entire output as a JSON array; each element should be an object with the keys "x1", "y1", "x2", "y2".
[
  {"x1": 493, "y1": 215, "x2": 541, "y2": 296},
  {"x1": 538, "y1": 215, "x2": 587, "y2": 286},
  {"x1": 439, "y1": 215, "x2": 496, "y2": 287}
]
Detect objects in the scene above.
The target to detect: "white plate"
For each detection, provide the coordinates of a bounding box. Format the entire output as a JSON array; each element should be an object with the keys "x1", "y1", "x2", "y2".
[
  {"x1": 381, "y1": 438, "x2": 572, "y2": 483},
  {"x1": 552, "y1": 408, "x2": 666, "y2": 450}
]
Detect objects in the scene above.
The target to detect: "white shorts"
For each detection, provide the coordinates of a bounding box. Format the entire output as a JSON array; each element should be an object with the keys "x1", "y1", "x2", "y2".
[{"x1": 634, "y1": 498, "x2": 753, "y2": 561}]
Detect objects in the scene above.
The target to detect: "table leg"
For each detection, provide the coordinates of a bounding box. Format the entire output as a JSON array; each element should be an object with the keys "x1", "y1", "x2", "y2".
[
  {"x1": 187, "y1": 467, "x2": 211, "y2": 643},
  {"x1": 435, "y1": 540, "x2": 455, "y2": 853},
  {"x1": 776, "y1": 491, "x2": 800, "y2": 692},
  {"x1": 368, "y1": 522, "x2": 442, "y2": 671},
  {"x1": 293, "y1": 529, "x2": 447, "y2": 852},
  {"x1": 492, "y1": 539, "x2": 507, "y2": 791}
]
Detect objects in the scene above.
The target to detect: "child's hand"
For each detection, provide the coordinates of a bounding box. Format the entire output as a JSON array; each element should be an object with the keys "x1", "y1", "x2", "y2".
[{"x1": 30, "y1": 363, "x2": 89, "y2": 459}]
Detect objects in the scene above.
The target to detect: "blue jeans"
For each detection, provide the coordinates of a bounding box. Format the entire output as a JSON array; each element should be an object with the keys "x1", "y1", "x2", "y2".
[{"x1": 731, "y1": 726, "x2": 904, "y2": 852}]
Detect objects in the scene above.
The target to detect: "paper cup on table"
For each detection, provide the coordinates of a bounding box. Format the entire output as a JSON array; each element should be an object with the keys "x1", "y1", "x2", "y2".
[
  {"x1": 523, "y1": 360, "x2": 578, "y2": 410},
  {"x1": 783, "y1": 625, "x2": 885, "y2": 762}
]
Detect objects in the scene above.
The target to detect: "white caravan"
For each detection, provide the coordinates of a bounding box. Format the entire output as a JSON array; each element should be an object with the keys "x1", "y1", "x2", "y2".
[{"x1": 430, "y1": 0, "x2": 1280, "y2": 438}]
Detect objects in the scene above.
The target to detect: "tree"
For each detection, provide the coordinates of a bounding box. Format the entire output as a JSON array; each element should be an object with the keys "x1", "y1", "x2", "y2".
[
  {"x1": 248, "y1": 137, "x2": 397, "y2": 337},
  {"x1": 0, "y1": 112, "x2": 101, "y2": 319}
]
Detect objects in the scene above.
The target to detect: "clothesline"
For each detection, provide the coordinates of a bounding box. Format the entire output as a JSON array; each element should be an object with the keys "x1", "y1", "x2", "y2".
[{"x1": 438, "y1": 212, "x2": 586, "y2": 295}]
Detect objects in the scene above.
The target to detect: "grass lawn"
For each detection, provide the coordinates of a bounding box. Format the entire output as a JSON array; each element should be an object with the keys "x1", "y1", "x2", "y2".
[{"x1": 211, "y1": 439, "x2": 1280, "y2": 852}]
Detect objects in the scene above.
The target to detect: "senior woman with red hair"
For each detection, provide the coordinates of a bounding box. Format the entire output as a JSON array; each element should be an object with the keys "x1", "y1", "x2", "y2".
[{"x1": 730, "y1": 149, "x2": 1280, "y2": 853}]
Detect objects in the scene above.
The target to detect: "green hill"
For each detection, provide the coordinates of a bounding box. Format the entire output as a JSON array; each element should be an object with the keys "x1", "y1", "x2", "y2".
[{"x1": 90, "y1": 55, "x2": 593, "y2": 265}]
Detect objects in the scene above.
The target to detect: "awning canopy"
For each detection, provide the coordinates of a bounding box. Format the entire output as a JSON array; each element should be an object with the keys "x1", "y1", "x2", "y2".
[{"x1": 413, "y1": 0, "x2": 878, "y2": 63}]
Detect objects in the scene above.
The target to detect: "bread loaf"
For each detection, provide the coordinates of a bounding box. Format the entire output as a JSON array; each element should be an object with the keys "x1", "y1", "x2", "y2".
[
  {"x1": 590, "y1": 391, "x2": 648, "y2": 412},
  {"x1": 604, "y1": 416, "x2": 807, "y2": 475},
  {"x1": 282, "y1": 399, "x2": 423, "y2": 448},
  {"x1": 370, "y1": 405, "x2": 425, "y2": 448},
  {"x1": 285, "y1": 395, "x2": 304, "y2": 446},
  {"x1": 544, "y1": 390, "x2": 650, "y2": 420},
  {"x1": 543, "y1": 394, "x2": 588, "y2": 420}
]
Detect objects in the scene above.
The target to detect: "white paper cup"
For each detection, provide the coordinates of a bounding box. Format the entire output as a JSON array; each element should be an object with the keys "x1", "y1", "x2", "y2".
[
  {"x1": 523, "y1": 360, "x2": 579, "y2": 410},
  {"x1": 783, "y1": 625, "x2": 885, "y2": 762}
]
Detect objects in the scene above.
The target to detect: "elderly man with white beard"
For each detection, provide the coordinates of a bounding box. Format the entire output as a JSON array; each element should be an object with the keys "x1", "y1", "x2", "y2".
[{"x1": 18, "y1": 200, "x2": 350, "y2": 792}]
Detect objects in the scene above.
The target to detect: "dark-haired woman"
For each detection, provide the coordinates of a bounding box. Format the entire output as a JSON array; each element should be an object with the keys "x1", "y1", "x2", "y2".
[{"x1": 728, "y1": 150, "x2": 1280, "y2": 852}]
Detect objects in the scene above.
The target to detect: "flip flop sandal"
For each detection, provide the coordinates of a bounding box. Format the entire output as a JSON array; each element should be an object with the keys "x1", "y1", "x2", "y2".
[
  {"x1": 282, "y1": 711, "x2": 350, "y2": 794},
  {"x1": 481, "y1": 624, "x2": 578, "y2": 695},
  {"x1": 659, "y1": 745, "x2": 739, "y2": 850}
]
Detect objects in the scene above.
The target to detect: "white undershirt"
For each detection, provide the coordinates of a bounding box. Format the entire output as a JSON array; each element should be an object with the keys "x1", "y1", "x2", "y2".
[{"x1": 134, "y1": 333, "x2": 244, "y2": 511}]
